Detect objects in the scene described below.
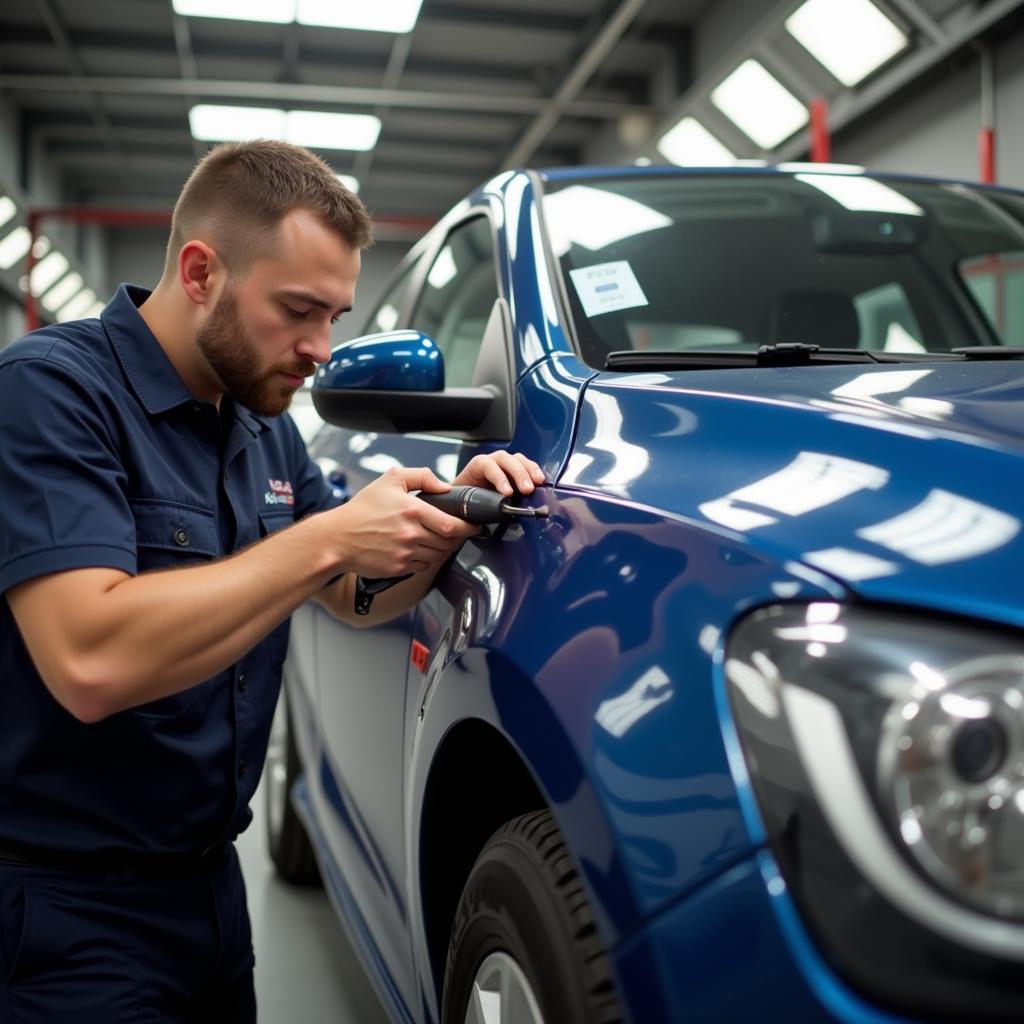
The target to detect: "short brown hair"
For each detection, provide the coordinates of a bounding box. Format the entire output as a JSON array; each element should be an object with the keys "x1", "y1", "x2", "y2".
[{"x1": 163, "y1": 139, "x2": 373, "y2": 278}]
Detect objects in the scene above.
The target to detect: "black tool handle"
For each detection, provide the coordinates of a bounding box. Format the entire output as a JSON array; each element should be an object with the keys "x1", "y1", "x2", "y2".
[{"x1": 354, "y1": 486, "x2": 526, "y2": 614}]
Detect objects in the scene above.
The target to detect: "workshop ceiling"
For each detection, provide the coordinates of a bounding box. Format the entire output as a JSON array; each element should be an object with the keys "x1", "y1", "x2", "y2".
[{"x1": 0, "y1": 0, "x2": 710, "y2": 227}]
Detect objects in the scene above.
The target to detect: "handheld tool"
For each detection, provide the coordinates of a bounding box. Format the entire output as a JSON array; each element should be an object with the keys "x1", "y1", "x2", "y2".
[{"x1": 354, "y1": 485, "x2": 549, "y2": 615}]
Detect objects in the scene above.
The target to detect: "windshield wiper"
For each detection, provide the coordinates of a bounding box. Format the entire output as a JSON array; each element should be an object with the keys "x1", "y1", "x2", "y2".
[
  {"x1": 605, "y1": 344, "x2": 964, "y2": 372},
  {"x1": 952, "y1": 346, "x2": 1024, "y2": 360}
]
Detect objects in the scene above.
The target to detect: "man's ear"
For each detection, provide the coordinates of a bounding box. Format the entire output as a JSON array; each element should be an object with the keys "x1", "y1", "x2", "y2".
[{"x1": 178, "y1": 241, "x2": 222, "y2": 306}]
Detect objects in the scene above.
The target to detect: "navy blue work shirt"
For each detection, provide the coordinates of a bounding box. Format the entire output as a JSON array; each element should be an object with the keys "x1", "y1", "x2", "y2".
[{"x1": 0, "y1": 284, "x2": 340, "y2": 856}]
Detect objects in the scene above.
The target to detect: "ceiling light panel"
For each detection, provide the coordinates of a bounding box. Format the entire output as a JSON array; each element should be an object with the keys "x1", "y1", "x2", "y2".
[
  {"x1": 0, "y1": 226, "x2": 31, "y2": 270},
  {"x1": 658, "y1": 117, "x2": 736, "y2": 167},
  {"x1": 336, "y1": 174, "x2": 360, "y2": 194},
  {"x1": 285, "y1": 111, "x2": 381, "y2": 151},
  {"x1": 57, "y1": 288, "x2": 96, "y2": 324},
  {"x1": 786, "y1": 0, "x2": 908, "y2": 87},
  {"x1": 172, "y1": 0, "x2": 295, "y2": 23},
  {"x1": 298, "y1": 0, "x2": 424, "y2": 33},
  {"x1": 0, "y1": 196, "x2": 16, "y2": 230},
  {"x1": 189, "y1": 106, "x2": 380, "y2": 151},
  {"x1": 711, "y1": 59, "x2": 809, "y2": 150},
  {"x1": 41, "y1": 272, "x2": 83, "y2": 312},
  {"x1": 30, "y1": 251, "x2": 69, "y2": 297},
  {"x1": 190, "y1": 105, "x2": 285, "y2": 142}
]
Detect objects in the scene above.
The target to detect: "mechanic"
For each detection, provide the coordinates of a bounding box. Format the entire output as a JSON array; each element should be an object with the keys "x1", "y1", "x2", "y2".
[{"x1": 0, "y1": 139, "x2": 544, "y2": 1023}]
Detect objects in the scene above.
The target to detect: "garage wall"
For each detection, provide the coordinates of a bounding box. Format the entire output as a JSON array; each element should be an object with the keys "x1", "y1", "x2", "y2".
[{"x1": 834, "y1": 30, "x2": 1024, "y2": 188}]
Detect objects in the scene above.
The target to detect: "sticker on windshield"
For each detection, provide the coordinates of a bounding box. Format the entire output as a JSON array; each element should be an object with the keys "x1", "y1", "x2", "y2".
[{"x1": 569, "y1": 261, "x2": 649, "y2": 318}]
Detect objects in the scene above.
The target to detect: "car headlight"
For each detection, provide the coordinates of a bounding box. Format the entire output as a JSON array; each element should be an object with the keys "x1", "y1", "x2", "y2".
[{"x1": 725, "y1": 603, "x2": 1024, "y2": 1020}]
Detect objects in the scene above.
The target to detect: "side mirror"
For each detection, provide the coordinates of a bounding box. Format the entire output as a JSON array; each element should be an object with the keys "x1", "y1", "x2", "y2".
[{"x1": 312, "y1": 302, "x2": 514, "y2": 439}]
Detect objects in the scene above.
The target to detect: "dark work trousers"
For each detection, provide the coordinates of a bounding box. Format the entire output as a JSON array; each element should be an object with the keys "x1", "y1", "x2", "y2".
[{"x1": 0, "y1": 843, "x2": 255, "y2": 1024}]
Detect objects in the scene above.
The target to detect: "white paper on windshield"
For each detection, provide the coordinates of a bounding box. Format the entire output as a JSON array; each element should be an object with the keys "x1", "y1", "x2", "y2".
[{"x1": 569, "y1": 261, "x2": 649, "y2": 318}]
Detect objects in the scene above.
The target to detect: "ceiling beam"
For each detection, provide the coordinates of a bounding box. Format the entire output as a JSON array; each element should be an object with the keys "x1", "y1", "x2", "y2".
[
  {"x1": 0, "y1": 74, "x2": 650, "y2": 118},
  {"x1": 29, "y1": 0, "x2": 139, "y2": 194},
  {"x1": 502, "y1": 0, "x2": 650, "y2": 167}
]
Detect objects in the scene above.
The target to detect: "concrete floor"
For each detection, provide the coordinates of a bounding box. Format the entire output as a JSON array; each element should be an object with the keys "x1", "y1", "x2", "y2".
[{"x1": 236, "y1": 774, "x2": 391, "y2": 1024}]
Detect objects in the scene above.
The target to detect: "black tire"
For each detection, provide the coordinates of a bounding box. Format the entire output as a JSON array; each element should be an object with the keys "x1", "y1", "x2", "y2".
[
  {"x1": 265, "y1": 685, "x2": 320, "y2": 885},
  {"x1": 442, "y1": 809, "x2": 623, "y2": 1024}
]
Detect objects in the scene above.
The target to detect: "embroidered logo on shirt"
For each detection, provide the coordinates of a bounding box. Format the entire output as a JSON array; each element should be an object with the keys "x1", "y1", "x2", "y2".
[{"x1": 265, "y1": 479, "x2": 295, "y2": 506}]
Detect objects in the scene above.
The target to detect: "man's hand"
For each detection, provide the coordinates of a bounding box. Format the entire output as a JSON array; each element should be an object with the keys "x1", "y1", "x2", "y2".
[
  {"x1": 330, "y1": 466, "x2": 475, "y2": 579},
  {"x1": 332, "y1": 453, "x2": 546, "y2": 579},
  {"x1": 451, "y1": 451, "x2": 546, "y2": 496}
]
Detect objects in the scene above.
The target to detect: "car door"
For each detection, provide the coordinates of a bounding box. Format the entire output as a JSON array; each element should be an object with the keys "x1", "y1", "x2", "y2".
[{"x1": 309, "y1": 213, "x2": 503, "y2": 1010}]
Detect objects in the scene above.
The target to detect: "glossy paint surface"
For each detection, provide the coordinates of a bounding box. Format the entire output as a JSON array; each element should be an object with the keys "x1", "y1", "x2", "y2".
[
  {"x1": 285, "y1": 167, "x2": 1024, "y2": 1024},
  {"x1": 314, "y1": 331, "x2": 444, "y2": 391}
]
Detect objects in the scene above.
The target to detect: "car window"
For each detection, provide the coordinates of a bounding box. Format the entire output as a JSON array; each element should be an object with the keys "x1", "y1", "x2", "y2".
[
  {"x1": 411, "y1": 217, "x2": 499, "y2": 388},
  {"x1": 364, "y1": 260, "x2": 417, "y2": 335},
  {"x1": 959, "y1": 250, "x2": 1024, "y2": 345},
  {"x1": 542, "y1": 175, "x2": 1024, "y2": 369}
]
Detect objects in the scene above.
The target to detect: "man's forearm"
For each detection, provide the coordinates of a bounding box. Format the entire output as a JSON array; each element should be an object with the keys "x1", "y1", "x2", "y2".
[{"x1": 10, "y1": 512, "x2": 344, "y2": 721}]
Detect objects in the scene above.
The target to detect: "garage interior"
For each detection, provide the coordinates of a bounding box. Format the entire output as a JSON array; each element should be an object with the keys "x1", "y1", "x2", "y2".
[{"x1": 1, "y1": 0, "x2": 1023, "y2": 1021}]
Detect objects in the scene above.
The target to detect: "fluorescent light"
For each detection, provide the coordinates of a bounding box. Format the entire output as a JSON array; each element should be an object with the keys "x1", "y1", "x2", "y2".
[
  {"x1": 657, "y1": 117, "x2": 736, "y2": 167},
  {"x1": 173, "y1": 0, "x2": 422, "y2": 32},
  {"x1": 85, "y1": 300, "x2": 107, "y2": 318},
  {"x1": 56, "y1": 288, "x2": 96, "y2": 323},
  {"x1": 190, "y1": 105, "x2": 286, "y2": 142},
  {"x1": 0, "y1": 226, "x2": 31, "y2": 270},
  {"x1": 172, "y1": 0, "x2": 295, "y2": 23},
  {"x1": 544, "y1": 186, "x2": 672, "y2": 255},
  {"x1": 32, "y1": 235, "x2": 50, "y2": 259},
  {"x1": 41, "y1": 272, "x2": 83, "y2": 312},
  {"x1": 285, "y1": 111, "x2": 380, "y2": 151},
  {"x1": 786, "y1": 0, "x2": 907, "y2": 87},
  {"x1": 30, "y1": 251, "x2": 69, "y2": 297},
  {"x1": 711, "y1": 59, "x2": 809, "y2": 150},
  {"x1": 189, "y1": 106, "x2": 380, "y2": 151},
  {"x1": 336, "y1": 174, "x2": 360, "y2": 194},
  {"x1": 796, "y1": 173, "x2": 924, "y2": 215},
  {"x1": 298, "y1": 0, "x2": 423, "y2": 33},
  {"x1": 0, "y1": 196, "x2": 15, "y2": 230}
]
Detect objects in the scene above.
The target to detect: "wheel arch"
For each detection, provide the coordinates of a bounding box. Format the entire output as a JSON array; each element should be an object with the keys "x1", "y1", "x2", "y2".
[{"x1": 418, "y1": 718, "x2": 545, "y2": 996}]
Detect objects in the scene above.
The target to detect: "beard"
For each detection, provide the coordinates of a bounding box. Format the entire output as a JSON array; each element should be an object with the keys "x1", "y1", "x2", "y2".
[{"x1": 195, "y1": 287, "x2": 315, "y2": 417}]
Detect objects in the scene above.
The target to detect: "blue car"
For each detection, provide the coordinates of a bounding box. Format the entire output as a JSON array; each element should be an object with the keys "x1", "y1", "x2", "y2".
[{"x1": 265, "y1": 165, "x2": 1024, "y2": 1023}]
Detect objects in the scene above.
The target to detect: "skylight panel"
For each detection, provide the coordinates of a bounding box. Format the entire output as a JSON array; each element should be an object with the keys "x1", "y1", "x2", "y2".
[
  {"x1": 657, "y1": 117, "x2": 736, "y2": 167},
  {"x1": 786, "y1": 0, "x2": 908, "y2": 87},
  {"x1": 711, "y1": 60, "x2": 809, "y2": 150}
]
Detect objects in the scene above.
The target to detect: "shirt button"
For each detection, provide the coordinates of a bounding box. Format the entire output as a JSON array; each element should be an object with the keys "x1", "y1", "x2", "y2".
[
  {"x1": 238, "y1": 673, "x2": 247, "y2": 692},
  {"x1": 174, "y1": 528, "x2": 190, "y2": 547},
  {"x1": 238, "y1": 760, "x2": 247, "y2": 778}
]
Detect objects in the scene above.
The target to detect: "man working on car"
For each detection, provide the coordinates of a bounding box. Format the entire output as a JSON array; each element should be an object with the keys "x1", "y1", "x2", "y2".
[{"x1": 0, "y1": 139, "x2": 544, "y2": 1022}]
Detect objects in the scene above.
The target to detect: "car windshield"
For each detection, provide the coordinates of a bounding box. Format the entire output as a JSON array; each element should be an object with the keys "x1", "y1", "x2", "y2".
[{"x1": 541, "y1": 172, "x2": 1024, "y2": 369}]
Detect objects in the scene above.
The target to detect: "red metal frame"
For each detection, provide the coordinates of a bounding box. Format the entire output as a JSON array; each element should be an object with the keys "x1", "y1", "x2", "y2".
[{"x1": 810, "y1": 98, "x2": 831, "y2": 164}]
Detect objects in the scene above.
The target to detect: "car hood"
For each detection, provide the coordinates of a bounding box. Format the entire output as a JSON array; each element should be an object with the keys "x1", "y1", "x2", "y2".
[{"x1": 560, "y1": 359, "x2": 1024, "y2": 627}]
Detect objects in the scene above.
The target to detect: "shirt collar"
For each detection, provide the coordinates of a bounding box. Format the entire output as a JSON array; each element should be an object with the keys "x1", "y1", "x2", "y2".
[{"x1": 101, "y1": 283, "x2": 268, "y2": 435}]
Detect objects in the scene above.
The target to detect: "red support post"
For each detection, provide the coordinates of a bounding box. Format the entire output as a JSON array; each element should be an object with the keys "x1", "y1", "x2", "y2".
[
  {"x1": 810, "y1": 98, "x2": 831, "y2": 164},
  {"x1": 979, "y1": 127, "x2": 996, "y2": 185}
]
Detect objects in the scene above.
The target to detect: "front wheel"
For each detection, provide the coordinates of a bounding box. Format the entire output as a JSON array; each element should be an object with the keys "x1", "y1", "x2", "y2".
[
  {"x1": 442, "y1": 810, "x2": 623, "y2": 1024},
  {"x1": 265, "y1": 683, "x2": 320, "y2": 884}
]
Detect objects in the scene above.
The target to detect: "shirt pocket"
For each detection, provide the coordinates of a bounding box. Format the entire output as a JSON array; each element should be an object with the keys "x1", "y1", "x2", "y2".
[
  {"x1": 129, "y1": 499, "x2": 220, "y2": 719},
  {"x1": 131, "y1": 499, "x2": 219, "y2": 571},
  {"x1": 258, "y1": 511, "x2": 295, "y2": 670}
]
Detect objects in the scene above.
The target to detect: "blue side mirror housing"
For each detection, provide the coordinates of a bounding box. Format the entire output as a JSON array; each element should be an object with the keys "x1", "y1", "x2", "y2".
[{"x1": 313, "y1": 331, "x2": 444, "y2": 392}]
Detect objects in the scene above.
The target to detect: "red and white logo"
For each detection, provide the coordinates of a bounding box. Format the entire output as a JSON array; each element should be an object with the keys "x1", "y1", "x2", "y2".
[{"x1": 265, "y1": 479, "x2": 295, "y2": 506}]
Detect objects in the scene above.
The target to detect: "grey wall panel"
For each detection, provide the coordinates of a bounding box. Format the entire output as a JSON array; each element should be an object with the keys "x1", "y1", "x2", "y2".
[{"x1": 832, "y1": 31, "x2": 1024, "y2": 189}]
